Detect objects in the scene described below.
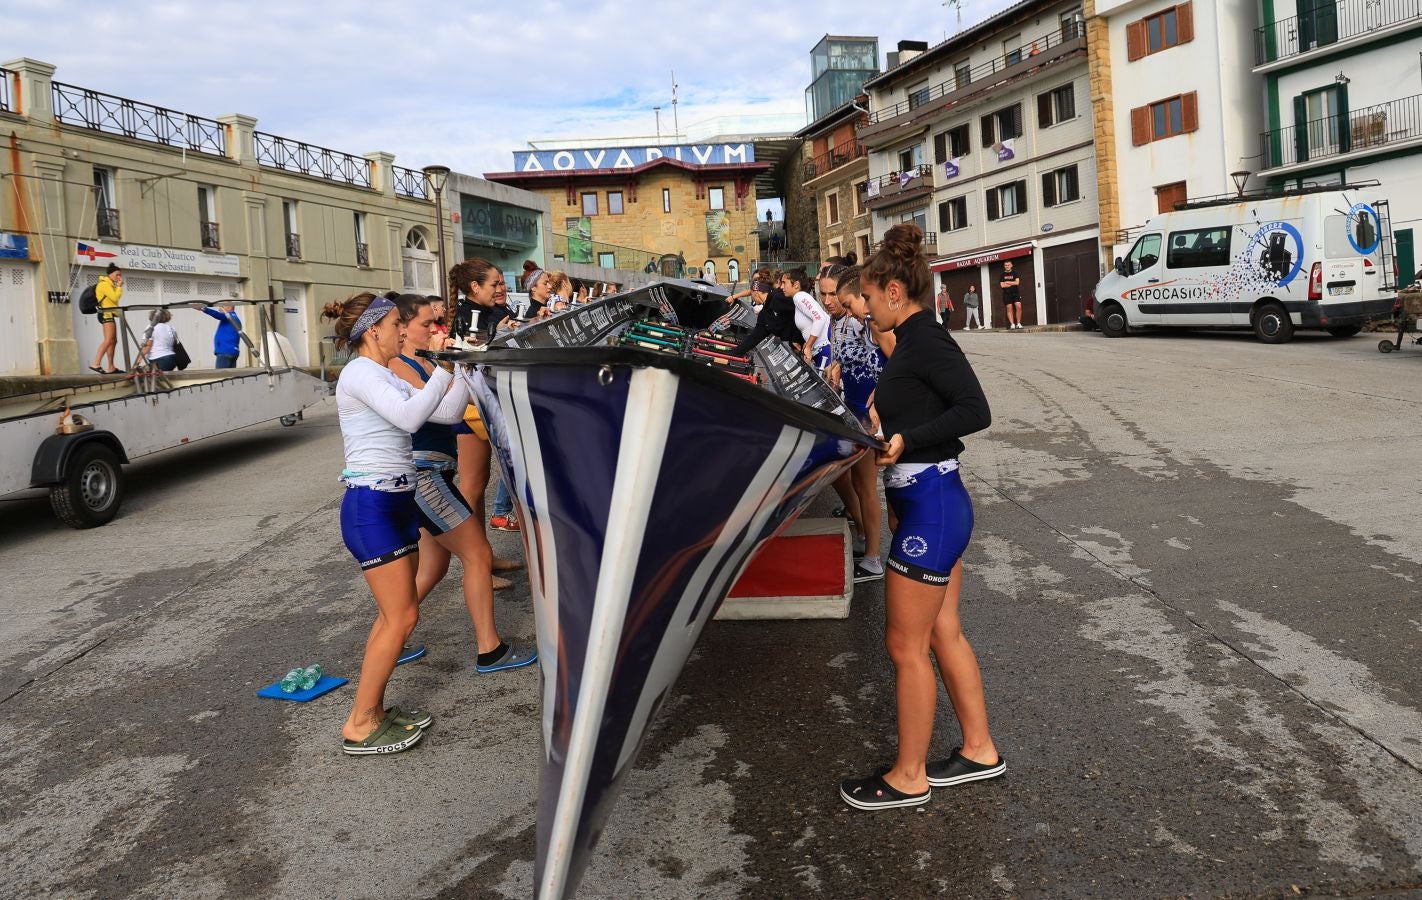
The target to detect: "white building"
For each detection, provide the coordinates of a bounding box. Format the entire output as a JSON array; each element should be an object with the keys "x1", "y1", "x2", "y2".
[
  {"x1": 860, "y1": 0, "x2": 1100, "y2": 327},
  {"x1": 1252, "y1": 0, "x2": 1422, "y2": 285}
]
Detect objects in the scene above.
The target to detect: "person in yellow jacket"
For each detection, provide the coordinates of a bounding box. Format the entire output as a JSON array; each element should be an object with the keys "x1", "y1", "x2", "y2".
[{"x1": 89, "y1": 263, "x2": 125, "y2": 374}]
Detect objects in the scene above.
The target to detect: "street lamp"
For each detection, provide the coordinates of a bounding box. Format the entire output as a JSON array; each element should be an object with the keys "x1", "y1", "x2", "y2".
[
  {"x1": 1230, "y1": 170, "x2": 1252, "y2": 197},
  {"x1": 422, "y1": 164, "x2": 452, "y2": 302}
]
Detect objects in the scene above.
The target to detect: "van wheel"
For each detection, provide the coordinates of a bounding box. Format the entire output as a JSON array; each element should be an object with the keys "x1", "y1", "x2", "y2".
[
  {"x1": 49, "y1": 443, "x2": 124, "y2": 528},
  {"x1": 1099, "y1": 303, "x2": 1128, "y2": 338},
  {"x1": 1253, "y1": 302, "x2": 1294, "y2": 344},
  {"x1": 1327, "y1": 324, "x2": 1362, "y2": 338}
]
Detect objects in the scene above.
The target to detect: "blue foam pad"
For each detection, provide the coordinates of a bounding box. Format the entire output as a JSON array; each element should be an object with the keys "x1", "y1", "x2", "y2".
[
  {"x1": 257, "y1": 675, "x2": 348, "y2": 702},
  {"x1": 397, "y1": 645, "x2": 427, "y2": 665}
]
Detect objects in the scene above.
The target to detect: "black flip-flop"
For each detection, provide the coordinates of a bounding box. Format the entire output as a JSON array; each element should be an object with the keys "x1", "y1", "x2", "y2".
[
  {"x1": 88, "y1": 366, "x2": 104, "y2": 374},
  {"x1": 839, "y1": 772, "x2": 930, "y2": 810},
  {"x1": 926, "y1": 748, "x2": 1007, "y2": 787}
]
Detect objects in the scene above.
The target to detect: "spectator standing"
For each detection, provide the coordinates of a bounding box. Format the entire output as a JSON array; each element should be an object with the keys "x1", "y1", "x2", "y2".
[
  {"x1": 199, "y1": 300, "x2": 242, "y2": 368},
  {"x1": 88, "y1": 264, "x2": 124, "y2": 374},
  {"x1": 935, "y1": 283, "x2": 955, "y2": 330},
  {"x1": 141, "y1": 309, "x2": 180, "y2": 371},
  {"x1": 963, "y1": 285, "x2": 982, "y2": 330},
  {"x1": 1000, "y1": 261, "x2": 1023, "y2": 330}
]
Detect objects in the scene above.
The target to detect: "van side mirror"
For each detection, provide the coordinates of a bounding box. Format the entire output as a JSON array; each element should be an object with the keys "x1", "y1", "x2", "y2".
[{"x1": 1114, "y1": 256, "x2": 1125, "y2": 276}]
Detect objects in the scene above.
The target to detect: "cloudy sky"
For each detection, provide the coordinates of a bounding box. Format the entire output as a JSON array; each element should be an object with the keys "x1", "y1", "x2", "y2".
[{"x1": 8, "y1": 0, "x2": 1018, "y2": 178}]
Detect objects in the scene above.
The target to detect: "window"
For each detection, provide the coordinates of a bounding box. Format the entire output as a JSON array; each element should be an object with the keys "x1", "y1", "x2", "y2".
[
  {"x1": 1061, "y1": 7, "x2": 1085, "y2": 40},
  {"x1": 708, "y1": 187, "x2": 725, "y2": 210},
  {"x1": 703, "y1": 260, "x2": 717, "y2": 281},
  {"x1": 907, "y1": 81, "x2": 929, "y2": 110},
  {"x1": 897, "y1": 143, "x2": 924, "y2": 172},
  {"x1": 354, "y1": 212, "x2": 369, "y2": 266},
  {"x1": 828, "y1": 240, "x2": 843, "y2": 259},
  {"x1": 1299, "y1": 85, "x2": 1347, "y2": 157},
  {"x1": 1037, "y1": 83, "x2": 1077, "y2": 128},
  {"x1": 662, "y1": 187, "x2": 671, "y2": 214},
  {"x1": 1041, "y1": 165, "x2": 1080, "y2": 207},
  {"x1": 933, "y1": 124, "x2": 970, "y2": 162},
  {"x1": 94, "y1": 167, "x2": 119, "y2": 239},
  {"x1": 852, "y1": 184, "x2": 865, "y2": 217},
  {"x1": 1299, "y1": 0, "x2": 1339, "y2": 50},
  {"x1": 727, "y1": 259, "x2": 740, "y2": 284},
  {"x1": 954, "y1": 60, "x2": 972, "y2": 90},
  {"x1": 581, "y1": 192, "x2": 598, "y2": 216},
  {"x1": 1127, "y1": 3, "x2": 1194, "y2": 60},
  {"x1": 1130, "y1": 93, "x2": 1198, "y2": 144},
  {"x1": 827, "y1": 191, "x2": 841, "y2": 225},
  {"x1": 939, "y1": 196, "x2": 969, "y2": 231},
  {"x1": 1156, "y1": 181, "x2": 1187, "y2": 213},
  {"x1": 598, "y1": 251, "x2": 616, "y2": 268},
  {"x1": 608, "y1": 191, "x2": 624, "y2": 215},
  {"x1": 1125, "y1": 233, "x2": 1163, "y2": 274},
  {"x1": 986, "y1": 181, "x2": 1028, "y2": 221},
  {"x1": 857, "y1": 233, "x2": 871, "y2": 261},
  {"x1": 282, "y1": 200, "x2": 301, "y2": 259},
  {"x1": 981, "y1": 104, "x2": 1023, "y2": 147},
  {"x1": 1003, "y1": 33, "x2": 1023, "y2": 66},
  {"x1": 198, "y1": 185, "x2": 218, "y2": 249},
  {"x1": 1166, "y1": 227, "x2": 1232, "y2": 268}
]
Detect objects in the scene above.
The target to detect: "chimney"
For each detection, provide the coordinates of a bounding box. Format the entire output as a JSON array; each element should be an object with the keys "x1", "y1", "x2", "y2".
[{"x1": 889, "y1": 40, "x2": 930, "y2": 68}]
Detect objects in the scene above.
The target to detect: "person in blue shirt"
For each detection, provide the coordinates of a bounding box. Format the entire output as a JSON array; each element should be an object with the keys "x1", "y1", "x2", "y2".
[{"x1": 199, "y1": 301, "x2": 242, "y2": 368}]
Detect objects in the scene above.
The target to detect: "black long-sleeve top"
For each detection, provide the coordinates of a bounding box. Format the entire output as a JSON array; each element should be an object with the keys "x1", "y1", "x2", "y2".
[{"x1": 876, "y1": 309, "x2": 991, "y2": 462}]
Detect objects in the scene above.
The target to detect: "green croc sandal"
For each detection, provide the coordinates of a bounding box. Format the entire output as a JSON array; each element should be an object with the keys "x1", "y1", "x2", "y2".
[
  {"x1": 342, "y1": 711, "x2": 424, "y2": 756},
  {"x1": 389, "y1": 705, "x2": 433, "y2": 730}
]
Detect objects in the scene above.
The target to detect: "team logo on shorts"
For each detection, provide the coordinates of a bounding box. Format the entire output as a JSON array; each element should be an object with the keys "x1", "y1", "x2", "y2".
[{"x1": 900, "y1": 535, "x2": 929, "y2": 558}]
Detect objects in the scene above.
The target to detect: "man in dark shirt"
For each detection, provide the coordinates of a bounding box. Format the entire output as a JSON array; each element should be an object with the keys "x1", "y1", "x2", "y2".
[{"x1": 1000, "y1": 261, "x2": 1023, "y2": 330}]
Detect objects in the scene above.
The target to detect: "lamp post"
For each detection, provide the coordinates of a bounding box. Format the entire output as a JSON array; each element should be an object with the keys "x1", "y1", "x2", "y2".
[{"x1": 422, "y1": 164, "x2": 452, "y2": 301}]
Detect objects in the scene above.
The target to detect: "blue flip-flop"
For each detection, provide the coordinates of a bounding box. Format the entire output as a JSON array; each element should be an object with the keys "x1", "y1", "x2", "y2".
[
  {"x1": 397, "y1": 645, "x2": 427, "y2": 665},
  {"x1": 476, "y1": 642, "x2": 538, "y2": 674}
]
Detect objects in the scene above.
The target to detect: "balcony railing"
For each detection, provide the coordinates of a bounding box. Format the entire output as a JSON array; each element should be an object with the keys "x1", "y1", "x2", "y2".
[
  {"x1": 393, "y1": 166, "x2": 430, "y2": 200},
  {"x1": 859, "y1": 164, "x2": 936, "y2": 209},
  {"x1": 1261, "y1": 92, "x2": 1422, "y2": 170},
  {"x1": 200, "y1": 221, "x2": 220, "y2": 250},
  {"x1": 97, "y1": 207, "x2": 120, "y2": 239},
  {"x1": 1256, "y1": 0, "x2": 1422, "y2": 65},
  {"x1": 285, "y1": 233, "x2": 302, "y2": 259},
  {"x1": 865, "y1": 18, "x2": 1085, "y2": 127},
  {"x1": 356, "y1": 242, "x2": 370, "y2": 267},
  {"x1": 0, "y1": 67, "x2": 12, "y2": 113},
  {"x1": 52, "y1": 82, "x2": 227, "y2": 156},
  {"x1": 802, "y1": 139, "x2": 868, "y2": 182},
  {"x1": 872, "y1": 232, "x2": 938, "y2": 254},
  {"x1": 255, "y1": 132, "x2": 372, "y2": 188}
]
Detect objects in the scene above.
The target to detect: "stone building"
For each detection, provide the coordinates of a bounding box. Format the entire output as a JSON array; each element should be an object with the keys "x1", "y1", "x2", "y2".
[
  {"x1": 485, "y1": 144, "x2": 770, "y2": 287},
  {"x1": 798, "y1": 97, "x2": 873, "y2": 266},
  {"x1": 0, "y1": 57, "x2": 551, "y2": 376}
]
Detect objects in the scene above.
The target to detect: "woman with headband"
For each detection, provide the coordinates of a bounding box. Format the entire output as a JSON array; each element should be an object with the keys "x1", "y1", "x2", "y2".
[
  {"x1": 323, "y1": 292, "x2": 468, "y2": 756},
  {"x1": 838, "y1": 224, "x2": 1002, "y2": 810}
]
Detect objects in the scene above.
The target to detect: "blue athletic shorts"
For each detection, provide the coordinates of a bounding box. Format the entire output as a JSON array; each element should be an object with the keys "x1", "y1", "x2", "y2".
[
  {"x1": 340, "y1": 485, "x2": 420, "y2": 570},
  {"x1": 883, "y1": 460, "x2": 973, "y2": 585},
  {"x1": 414, "y1": 468, "x2": 473, "y2": 535}
]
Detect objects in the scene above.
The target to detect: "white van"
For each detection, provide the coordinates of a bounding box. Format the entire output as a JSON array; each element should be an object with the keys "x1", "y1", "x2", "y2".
[{"x1": 1094, "y1": 188, "x2": 1395, "y2": 343}]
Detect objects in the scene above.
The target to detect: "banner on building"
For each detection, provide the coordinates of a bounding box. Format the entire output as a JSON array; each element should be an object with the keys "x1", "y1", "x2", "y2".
[
  {"x1": 898, "y1": 169, "x2": 917, "y2": 188},
  {"x1": 943, "y1": 159, "x2": 960, "y2": 179},
  {"x1": 74, "y1": 240, "x2": 241, "y2": 277},
  {"x1": 996, "y1": 139, "x2": 1016, "y2": 163},
  {"x1": 0, "y1": 233, "x2": 28, "y2": 260},
  {"x1": 706, "y1": 210, "x2": 731, "y2": 253},
  {"x1": 866, "y1": 179, "x2": 881, "y2": 199},
  {"x1": 514, "y1": 143, "x2": 755, "y2": 173},
  {"x1": 566, "y1": 217, "x2": 593, "y2": 264}
]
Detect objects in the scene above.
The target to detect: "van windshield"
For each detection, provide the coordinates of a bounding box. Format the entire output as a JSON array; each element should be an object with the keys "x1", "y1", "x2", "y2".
[{"x1": 1125, "y1": 233, "x2": 1162, "y2": 274}]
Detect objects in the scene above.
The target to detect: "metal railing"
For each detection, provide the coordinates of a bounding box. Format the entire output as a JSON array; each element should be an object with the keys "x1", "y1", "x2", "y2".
[
  {"x1": 872, "y1": 232, "x2": 938, "y2": 254},
  {"x1": 550, "y1": 232, "x2": 662, "y2": 272},
  {"x1": 200, "y1": 221, "x2": 220, "y2": 250},
  {"x1": 1261, "y1": 92, "x2": 1422, "y2": 169},
  {"x1": 393, "y1": 166, "x2": 430, "y2": 200},
  {"x1": 51, "y1": 81, "x2": 227, "y2": 156},
  {"x1": 0, "y1": 66, "x2": 12, "y2": 113},
  {"x1": 356, "y1": 242, "x2": 370, "y2": 267},
  {"x1": 285, "y1": 233, "x2": 302, "y2": 259},
  {"x1": 1256, "y1": 0, "x2": 1422, "y2": 65},
  {"x1": 802, "y1": 139, "x2": 867, "y2": 182},
  {"x1": 860, "y1": 164, "x2": 935, "y2": 205},
  {"x1": 255, "y1": 131, "x2": 372, "y2": 188},
  {"x1": 97, "y1": 207, "x2": 121, "y2": 239},
  {"x1": 866, "y1": 19, "x2": 1085, "y2": 126}
]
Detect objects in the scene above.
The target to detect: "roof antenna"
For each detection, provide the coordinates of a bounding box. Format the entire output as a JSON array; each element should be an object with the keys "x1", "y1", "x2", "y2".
[
  {"x1": 942, "y1": 0, "x2": 962, "y2": 34},
  {"x1": 671, "y1": 72, "x2": 680, "y2": 142}
]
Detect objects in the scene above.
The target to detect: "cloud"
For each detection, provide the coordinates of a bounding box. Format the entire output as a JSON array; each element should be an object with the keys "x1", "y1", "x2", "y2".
[{"x1": 5, "y1": 0, "x2": 1020, "y2": 179}]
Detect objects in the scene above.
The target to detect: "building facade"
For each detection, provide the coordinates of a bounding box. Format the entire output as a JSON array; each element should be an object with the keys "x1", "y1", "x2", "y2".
[
  {"x1": 485, "y1": 145, "x2": 770, "y2": 287},
  {"x1": 798, "y1": 98, "x2": 873, "y2": 265},
  {"x1": 0, "y1": 58, "x2": 550, "y2": 376},
  {"x1": 861, "y1": 1, "x2": 1100, "y2": 327},
  {"x1": 1253, "y1": 0, "x2": 1422, "y2": 284}
]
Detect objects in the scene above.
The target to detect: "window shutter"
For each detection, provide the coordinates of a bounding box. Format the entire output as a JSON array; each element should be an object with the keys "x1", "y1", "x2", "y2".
[
  {"x1": 1011, "y1": 103, "x2": 1024, "y2": 138},
  {"x1": 1062, "y1": 84, "x2": 1076, "y2": 120},
  {"x1": 939, "y1": 201, "x2": 950, "y2": 232},
  {"x1": 1066, "y1": 165, "x2": 1079, "y2": 201},
  {"x1": 1182, "y1": 91, "x2": 1199, "y2": 133},
  {"x1": 1038, "y1": 92, "x2": 1053, "y2": 128},
  {"x1": 1126, "y1": 20, "x2": 1147, "y2": 60},
  {"x1": 1016, "y1": 181, "x2": 1029, "y2": 213},
  {"x1": 1131, "y1": 105, "x2": 1151, "y2": 145},
  {"x1": 1042, "y1": 171, "x2": 1057, "y2": 207},
  {"x1": 1336, "y1": 84, "x2": 1351, "y2": 152},
  {"x1": 934, "y1": 132, "x2": 947, "y2": 164},
  {"x1": 981, "y1": 114, "x2": 996, "y2": 147},
  {"x1": 986, "y1": 188, "x2": 1000, "y2": 221},
  {"x1": 1293, "y1": 94, "x2": 1309, "y2": 163},
  {"x1": 1177, "y1": 2, "x2": 1195, "y2": 43}
]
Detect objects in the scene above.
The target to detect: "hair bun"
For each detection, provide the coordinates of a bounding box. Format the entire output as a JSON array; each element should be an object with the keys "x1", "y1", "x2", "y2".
[
  {"x1": 882, "y1": 223, "x2": 924, "y2": 260},
  {"x1": 843, "y1": 251, "x2": 858, "y2": 267},
  {"x1": 321, "y1": 300, "x2": 347, "y2": 320}
]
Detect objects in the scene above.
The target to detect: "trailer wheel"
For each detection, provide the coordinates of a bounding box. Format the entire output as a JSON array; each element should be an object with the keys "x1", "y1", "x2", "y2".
[
  {"x1": 280, "y1": 415, "x2": 298, "y2": 427},
  {"x1": 49, "y1": 443, "x2": 124, "y2": 528},
  {"x1": 1327, "y1": 324, "x2": 1362, "y2": 338},
  {"x1": 1099, "y1": 303, "x2": 1128, "y2": 338},
  {"x1": 1379, "y1": 339, "x2": 1396, "y2": 353},
  {"x1": 1253, "y1": 302, "x2": 1294, "y2": 344}
]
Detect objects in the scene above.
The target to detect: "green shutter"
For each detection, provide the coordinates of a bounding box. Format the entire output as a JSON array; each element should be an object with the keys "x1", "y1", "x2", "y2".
[
  {"x1": 1336, "y1": 84, "x2": 1350, "y2": 153},
  {"x1": 1294, "y1": 94, "x2": 1309, "y2": 164}
]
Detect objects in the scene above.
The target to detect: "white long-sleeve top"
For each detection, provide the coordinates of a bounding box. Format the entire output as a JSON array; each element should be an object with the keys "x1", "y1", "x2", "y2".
[
  {"x1": 336, "y1": 356, "x2": 460, "y2": 489},
  {"x1": 792, "y1": 291, "x2": 830, "y2": 351}
]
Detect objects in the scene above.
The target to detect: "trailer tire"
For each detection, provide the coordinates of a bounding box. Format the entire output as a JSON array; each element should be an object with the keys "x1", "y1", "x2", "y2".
[
  {"x1": 1099, "y1": 303, "x2": 1128, "y2": 338},
  {"x1": 49, "y1": 443, "x2": 124, "y2": 528},
  {"x1": 1326, "y1": 324, "x2": 1362, "y2": 338},
  {"x1": 1253, "y1": 302, "x2": 1294, "y2": 344}
]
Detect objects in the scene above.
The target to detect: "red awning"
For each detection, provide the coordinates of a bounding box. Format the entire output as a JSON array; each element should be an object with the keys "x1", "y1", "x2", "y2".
[{"x1": 930, "y1": 244, "x2": 1033, "y2": 272}]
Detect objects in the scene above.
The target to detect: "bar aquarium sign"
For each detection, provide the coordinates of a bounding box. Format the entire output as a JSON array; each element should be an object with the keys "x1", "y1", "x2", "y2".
[{"x1": 514, "y1": 144, "x2": 755, "y2": 173}]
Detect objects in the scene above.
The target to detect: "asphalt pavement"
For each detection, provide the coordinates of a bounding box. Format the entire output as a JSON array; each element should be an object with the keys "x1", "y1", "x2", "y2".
[{"x1": 2, "y1": 329, "x2": 1421, "y2": 899}]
